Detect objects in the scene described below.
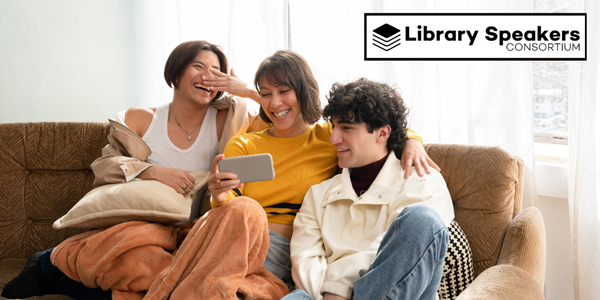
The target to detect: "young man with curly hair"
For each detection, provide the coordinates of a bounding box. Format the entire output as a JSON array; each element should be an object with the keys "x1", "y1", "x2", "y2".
[{"x1": 283, "y1": 78, "x2": 455, "y2": 300}]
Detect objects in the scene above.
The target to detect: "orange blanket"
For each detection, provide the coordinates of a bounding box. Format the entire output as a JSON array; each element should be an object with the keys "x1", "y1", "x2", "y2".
[{"x1": 51, "y1": 197, "x2": 288, "y2": 300}]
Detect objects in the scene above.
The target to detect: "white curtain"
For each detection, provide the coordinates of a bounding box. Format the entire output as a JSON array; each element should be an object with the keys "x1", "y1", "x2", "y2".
[
  {"x1": 290, "y1": 0, "x2": 538, "y2": 207},
  {"x1": 140, "y1": 0, "x2": 288, "y2": 107},
  {"x1": 140, "y1": 0, "x2": 538, "y2": 207},
  {"x1": 137, "y1": 0, "x2": 600, "y2": 297},
  {"x1": 568, "y1": 0, "x2": 600, "y2": 298}
]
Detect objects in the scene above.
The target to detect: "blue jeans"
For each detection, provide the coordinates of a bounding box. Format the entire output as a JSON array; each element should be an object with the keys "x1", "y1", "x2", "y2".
[
  {"x1": 264, "y1": 229, "x2": 295, "y2": 292},
  {"x1": 282, "y1": 205, "x2": 449, "y2": 300}
]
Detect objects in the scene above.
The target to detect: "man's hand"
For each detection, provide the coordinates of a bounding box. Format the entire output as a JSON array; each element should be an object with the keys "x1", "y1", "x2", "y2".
[
  {"x1": 323, "y1": 293, "x2": 348, "y2": 300},
  {"x1": 137, "y1": 165, "x2": 195, "y2": 195},
  {"x1": 401, "y1": 138, "x2": 441, "y2": 178},
  {"x1": 202, "y1": 68, "x2": 260, "y2": 102},
  {"x1": 207, "y1": 154, "x2": 243, "y2": 203}
]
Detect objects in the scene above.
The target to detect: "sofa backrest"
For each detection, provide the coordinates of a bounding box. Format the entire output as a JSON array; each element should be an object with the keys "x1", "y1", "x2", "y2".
[
  {"x1": 0, "y1": 123, "x2": 524, "y2": 278},
  {"x1": 424, "y1": 143, "x2": 523, "y2": 277},
  {"x1": 0, "y1": 122, "x2": 110, "y2": 259}
]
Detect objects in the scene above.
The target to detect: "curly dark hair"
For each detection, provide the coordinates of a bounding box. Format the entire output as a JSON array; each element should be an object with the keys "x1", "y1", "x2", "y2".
[{"x1": 323, "y1": 78, "x2": 409, "y2": 157}]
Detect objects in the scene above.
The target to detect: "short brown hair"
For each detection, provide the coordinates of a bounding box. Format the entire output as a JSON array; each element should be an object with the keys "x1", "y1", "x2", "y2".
[
  {"x1": 254, "y1": 50, "x2": 321, "y2": 124},
  {"x1": 164, "y1": 40, "x2": 229, "y2": 101}
]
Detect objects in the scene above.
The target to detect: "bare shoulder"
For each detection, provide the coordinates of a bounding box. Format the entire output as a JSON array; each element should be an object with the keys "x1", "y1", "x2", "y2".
[{"x1": 124, "y1": 106, "x2": 156, "y2": 137}]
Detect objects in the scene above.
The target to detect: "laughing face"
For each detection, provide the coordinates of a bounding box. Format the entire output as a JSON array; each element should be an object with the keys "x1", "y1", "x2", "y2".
[
  {"x1": 175, "y1": 50, "x2": 220, "y2": 105},
  {"x1": 258, "y1": 76, "x2": 308, "y2": 138}
]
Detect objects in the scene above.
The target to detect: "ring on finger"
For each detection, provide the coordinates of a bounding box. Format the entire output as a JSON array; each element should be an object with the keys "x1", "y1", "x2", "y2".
[{"x1": 182, "y1": 184, "x2": 188, "y2": 190}]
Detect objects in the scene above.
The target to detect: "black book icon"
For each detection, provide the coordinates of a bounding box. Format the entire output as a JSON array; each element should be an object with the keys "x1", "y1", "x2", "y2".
[{"x1": 373, "y1": 24, "x2": 401, "y2": 51}]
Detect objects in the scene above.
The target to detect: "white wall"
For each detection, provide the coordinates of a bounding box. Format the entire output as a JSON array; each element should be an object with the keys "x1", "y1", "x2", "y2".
[
  {"x1": 0, "y1": 0, "x2": 145, "y2": 123},
  {"x1": 535, "y1": 150, "x2": 574, "y2": 300},
  {"x1": 539, "y1": 194, "x2": 574, "y2": 300}
]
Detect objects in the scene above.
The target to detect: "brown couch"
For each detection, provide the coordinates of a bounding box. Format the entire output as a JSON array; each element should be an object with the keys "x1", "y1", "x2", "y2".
[{"x1": 0, "y1": 122, "x2": 546, "y2": 300}]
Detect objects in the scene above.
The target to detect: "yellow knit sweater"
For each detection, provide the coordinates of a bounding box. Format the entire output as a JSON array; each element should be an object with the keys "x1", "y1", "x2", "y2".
[{"x1": 211, "y1": 122, "x2": 420, "y2": 225}]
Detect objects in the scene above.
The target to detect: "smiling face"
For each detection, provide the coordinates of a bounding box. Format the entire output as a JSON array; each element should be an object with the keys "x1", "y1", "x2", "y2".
[
  {"x1": 258, "y1": 76, "x2": 308, "y2": 138},
  {"x1": 174, "y1": 50, "x2": 221, "y2": 105},
  {"x1": 330, "y1": 118, "x2": 390, "y2": 169}
]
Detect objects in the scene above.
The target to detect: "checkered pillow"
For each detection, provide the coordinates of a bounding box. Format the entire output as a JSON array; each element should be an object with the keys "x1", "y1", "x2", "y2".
[{"x1": 438, "y1": 220, "x2": 474, "y2": 300}]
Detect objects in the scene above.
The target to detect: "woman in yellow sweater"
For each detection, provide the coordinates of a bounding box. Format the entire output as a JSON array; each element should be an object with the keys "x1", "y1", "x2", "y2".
[{"x1": 207, "y1": 50, "x2": 433, "y2": 294}]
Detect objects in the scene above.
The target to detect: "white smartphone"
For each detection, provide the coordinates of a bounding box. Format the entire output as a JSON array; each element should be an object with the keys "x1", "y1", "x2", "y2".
[{"x1": 217, "y1": 153, "x2": 275, "y2": 183}]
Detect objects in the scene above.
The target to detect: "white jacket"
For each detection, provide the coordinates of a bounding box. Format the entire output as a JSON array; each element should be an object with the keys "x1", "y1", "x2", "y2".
[{"x1": 290, "y1": 152, "x2": 454, "y2": 300}]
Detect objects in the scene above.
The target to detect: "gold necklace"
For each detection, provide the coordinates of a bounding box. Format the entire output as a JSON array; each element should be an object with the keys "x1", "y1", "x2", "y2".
[{"x1": 169, "y1": 104, "x2": 203, "y2": 141}]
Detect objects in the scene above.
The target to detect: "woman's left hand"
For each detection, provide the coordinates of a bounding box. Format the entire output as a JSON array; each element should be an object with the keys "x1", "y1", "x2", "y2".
[
  {"x1": 202, "y1": 68, "x2": 260, "y2": 102},
  {"x1": 401, "y1": 138, "x2": 441, "y2": 178}
]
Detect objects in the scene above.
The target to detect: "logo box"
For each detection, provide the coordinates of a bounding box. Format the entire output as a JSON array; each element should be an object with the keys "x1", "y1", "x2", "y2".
[{"x1": 364, "y1": 13, "x2": 587, "y2": 61}]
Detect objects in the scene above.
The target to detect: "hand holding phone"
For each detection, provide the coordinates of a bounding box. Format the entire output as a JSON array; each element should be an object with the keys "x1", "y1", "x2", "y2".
[
  {"x1": 217, "y1": 153, "x2": 275, "y2": 183},
  {"x1": 208, "y1": 154, "x2": 275, "y2": 203},
  {"x1": 208, "y1": 154, "x2": 241, "y2": 203}
]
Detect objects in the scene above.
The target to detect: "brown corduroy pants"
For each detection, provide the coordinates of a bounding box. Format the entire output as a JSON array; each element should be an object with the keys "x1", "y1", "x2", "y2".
[{"x1": 51, "y1": 197, "x2": 288, "y2": 300}]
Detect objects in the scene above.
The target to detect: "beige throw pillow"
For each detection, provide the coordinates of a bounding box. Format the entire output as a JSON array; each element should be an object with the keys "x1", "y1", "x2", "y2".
[{"x1": 53, "y1": 171, "x2": 209, "y2": 229}]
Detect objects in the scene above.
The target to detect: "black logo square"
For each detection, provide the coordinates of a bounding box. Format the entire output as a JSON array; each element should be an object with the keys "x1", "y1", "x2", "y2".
[{"x1": 373, "y1": 23, "x2": 401, "y2": 51}]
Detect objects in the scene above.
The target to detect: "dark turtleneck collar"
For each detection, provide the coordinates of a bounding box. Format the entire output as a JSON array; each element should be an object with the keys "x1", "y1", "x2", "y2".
[{"x1": 350, "y1": 152, "x2": 390, "y2": 197}]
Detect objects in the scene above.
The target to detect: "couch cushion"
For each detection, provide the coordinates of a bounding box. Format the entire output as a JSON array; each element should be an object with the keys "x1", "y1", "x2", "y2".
[
  {"x1": 53, "y1": 172, "x2": 208, "y2": 229},
  {"x1": 0, "y1": 122, "x2": 110, "y2": 260},
  {"x1": 438, "y1": 220, "x2": 474, "y2": 300},
  {"x1": 455, "y1": 264, "x2": 544, "y2": 300},
  {"x1": 497, "y1": 206, "x2": 546, "y2": 287},
  {"x1": 425, "y1": 144, "x2": 521, "y2": 277}
]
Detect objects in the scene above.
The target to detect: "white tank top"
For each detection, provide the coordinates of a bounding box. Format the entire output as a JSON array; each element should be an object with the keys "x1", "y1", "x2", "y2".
[{"x1": 142, "y1": 103, "x2": 219, "y2": 172}]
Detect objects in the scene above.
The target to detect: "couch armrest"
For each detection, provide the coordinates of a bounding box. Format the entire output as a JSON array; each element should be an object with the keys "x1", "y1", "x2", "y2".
[
  {"x1": 497, "y1": 206, "x2": 546, "y2": 288},
  {"x1": 456, "y1": 264, "x2": 544, "y2": 300}
]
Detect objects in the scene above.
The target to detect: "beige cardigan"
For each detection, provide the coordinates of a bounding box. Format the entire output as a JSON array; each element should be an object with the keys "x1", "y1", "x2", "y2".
[
  {"x1": 90, "y1": 96, "x2": 269, "y2": 187},
  {"x1": 290, "y1": 153, "x2": 454, "y2": 299}
]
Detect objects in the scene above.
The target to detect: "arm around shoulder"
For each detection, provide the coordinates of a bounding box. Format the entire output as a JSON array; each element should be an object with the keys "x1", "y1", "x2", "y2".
[{"x1": 406, "y1": 128, "x2": 422, "y2": 143}]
